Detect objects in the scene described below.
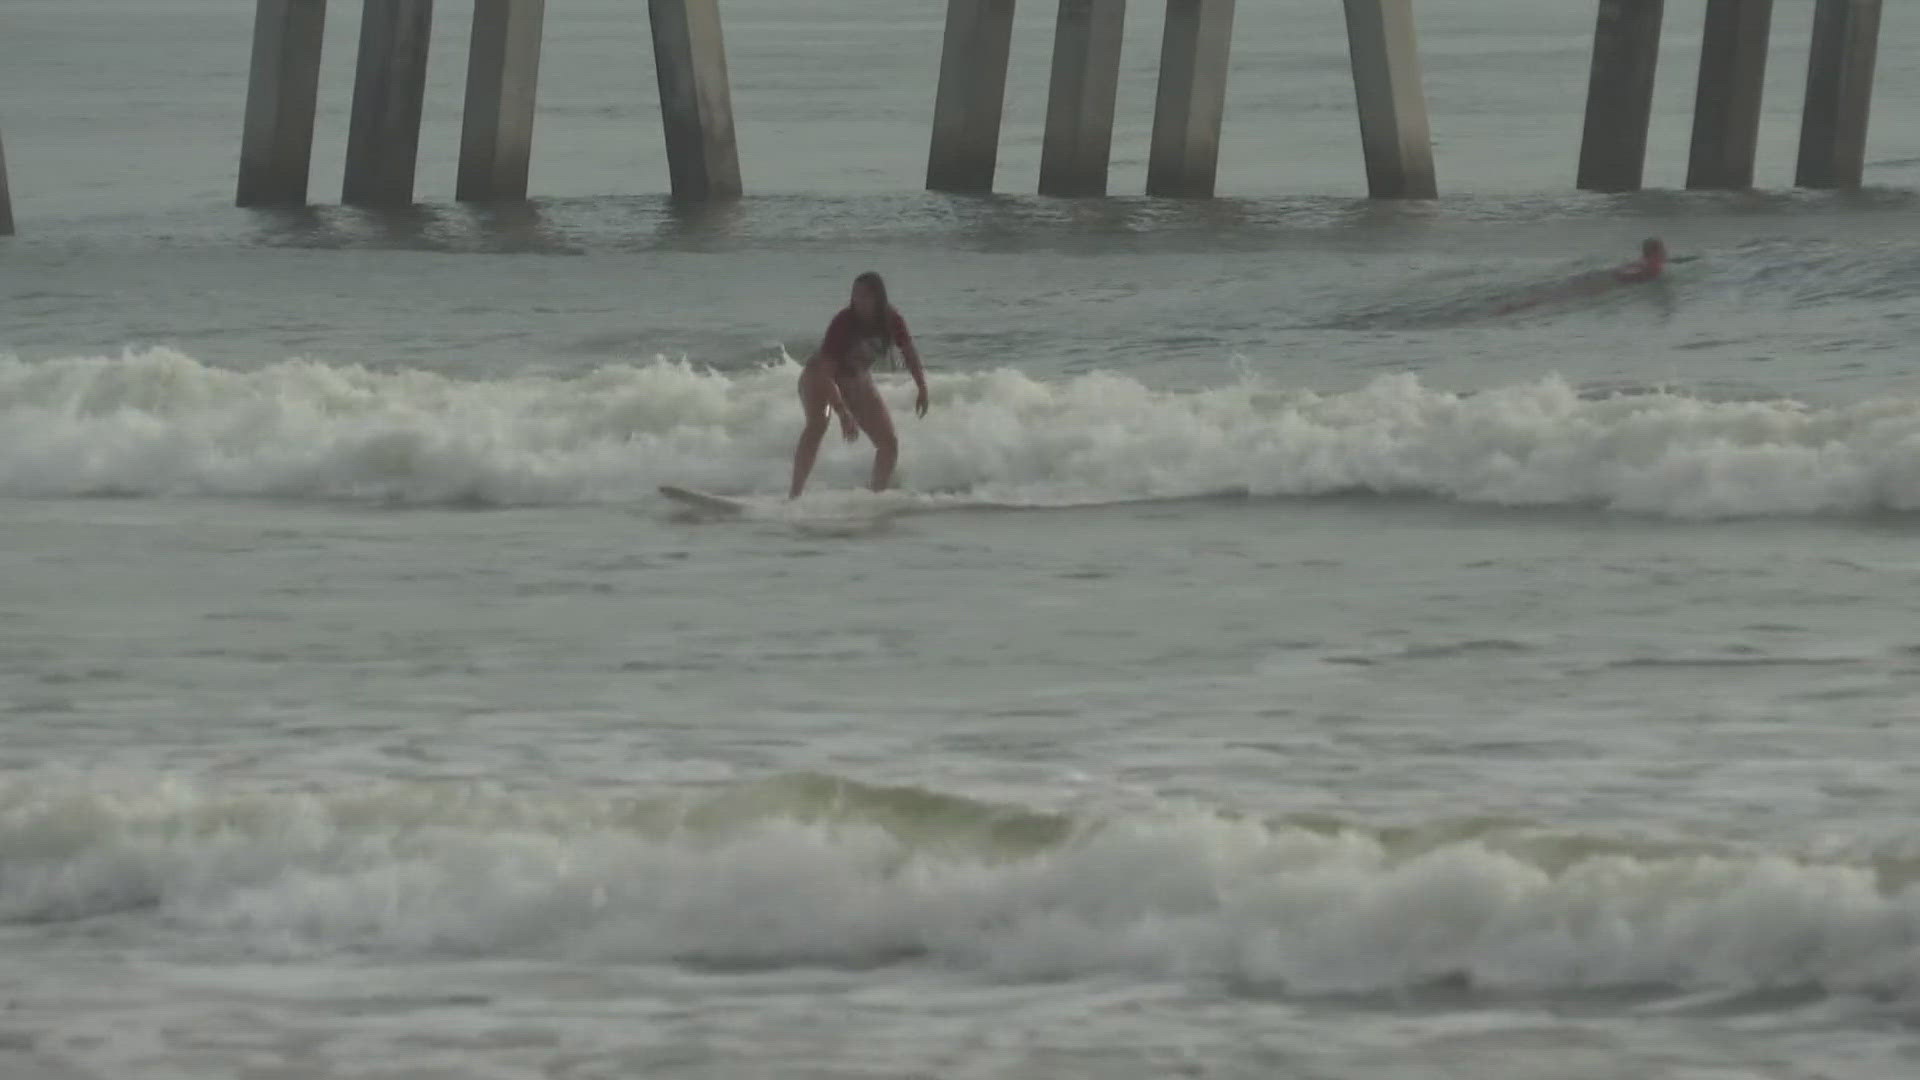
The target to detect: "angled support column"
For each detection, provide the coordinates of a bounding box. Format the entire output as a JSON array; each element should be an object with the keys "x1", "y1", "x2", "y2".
[
  {"x1": 1342, "y1": 0, "x2": 1436, "y2": 199},
  {"x1": 0, "y1": 128, "x2": 13, "y2": 236},
  {"x1": 1796, "y1": 0, "x2": 1882, "y2": 189},
  {"x1": 1040, "y1": 0, "x2": 1127, "y2": 197},
  {"x1": 649, "y1": 0, "x2": 742, "y2": 200},
  {"x1": 1687, "y1": 0, "x2": 1773, "y2": 190},
  {"x1": 1577, "y1": 0, "x2": 1665, "y2": 193},
  {"x1": 459, "y1": 0, "x2": 546, "y2": 202},
  {"x1": 927, "y1": 0, "x2": 1018, "y2": 193},
  {"x1": 237, "y1": 0, "x2": 328, "y2": 207},
  {"x1": 1146, "y1": 0, "x2": 1237, "y2": 198},
  {"x1": 344, "y1": 0, "x2": 435, "y2": 207}
]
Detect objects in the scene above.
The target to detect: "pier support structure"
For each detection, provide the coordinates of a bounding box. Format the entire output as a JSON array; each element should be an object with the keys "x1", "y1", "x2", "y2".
[
  {"x1": 0, "y1": 127, "x2": 13, "y2": 236},
  {"x1": 927, "y1": 0, "x2": 1017, "y2": 193},
  {"x1": 237, "y1": 0, "x2": 328, "y2": 207},
  {"x1": 1342, "y1": 0, "x2": 1436, "y2": 199},
  {"x1": 1040, "y1": 1, "x2": 1127, "y2": 197},
  {"x1": 1577, "y1": 0, "x2": 1664, "y2": 193},
  {"x1": 1146, "y1": 0, "x2": 1236, "y2": 198},
  {"x1": 343, "y1": 0, "x2": 435, "y2": 207},
  {"x1": 649, "y1": 0, "x2": 743, "y2": 200},
  {"x1": 1796, "y1": 0, "x2": 1882, "y2": 188},
  {"x1": 1687, "y1": 0, "x2": 1772, "y2": 190},
  {"x1": 458, "y1": 0, "x2": 546, "y2": 202}
]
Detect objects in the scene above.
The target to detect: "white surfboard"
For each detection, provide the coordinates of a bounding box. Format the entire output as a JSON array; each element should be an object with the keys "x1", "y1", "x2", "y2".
[
  {"x1": 658, "y1": 484, "x2": 1017, "y2": 524},
  {"x1": 658, "y1": 484, "x2": 749, "y2": 516}
]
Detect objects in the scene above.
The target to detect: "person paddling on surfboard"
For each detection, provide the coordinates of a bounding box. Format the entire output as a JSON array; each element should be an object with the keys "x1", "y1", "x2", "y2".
[
  {"x1": 1495, "y1": 237, "x2": 1671, "y2": 314},
  {"x1": 789, "y1": 271, "x2": 930, "y2": 499},
  {"x1": 1613, "y1": 236, "x2": 1668, "y2": 284}
]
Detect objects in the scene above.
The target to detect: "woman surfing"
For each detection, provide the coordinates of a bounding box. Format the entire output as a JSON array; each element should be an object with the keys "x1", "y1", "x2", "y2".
[{"x1": 789, "y1": 272, "x2": 930, "y2": 499}]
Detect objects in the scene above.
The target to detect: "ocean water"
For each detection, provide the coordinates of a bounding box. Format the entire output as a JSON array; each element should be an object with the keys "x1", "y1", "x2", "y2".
[{"x1": 5, "y1": 2, "x2": 1920, "y2": 1078}]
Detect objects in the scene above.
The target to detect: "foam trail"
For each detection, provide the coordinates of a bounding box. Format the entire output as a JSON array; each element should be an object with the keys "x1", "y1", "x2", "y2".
[
  {"x1": 4, "y1": 349, "x2": 1920, "y2": 519},
  {"x1": 1, "y1": 774, "x2": 1917, "y2": 1002}
]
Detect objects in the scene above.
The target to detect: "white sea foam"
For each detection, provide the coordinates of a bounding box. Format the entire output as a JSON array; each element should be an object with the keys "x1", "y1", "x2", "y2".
[
  {"x1": 4, "y1": 348, "x2": 1920, "y2": 518},
  {"x1": 2, "y1": 774, "x2": 1916, "y2": 1001}
]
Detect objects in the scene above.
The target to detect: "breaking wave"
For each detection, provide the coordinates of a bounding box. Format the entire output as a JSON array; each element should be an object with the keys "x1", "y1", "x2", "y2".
[
  {"x1": 4, "y1": 348, "x2": 1920, "y2": 519},
  {"x1": 2, "y1": 772, "x2": 1917, "y2": 1003}
]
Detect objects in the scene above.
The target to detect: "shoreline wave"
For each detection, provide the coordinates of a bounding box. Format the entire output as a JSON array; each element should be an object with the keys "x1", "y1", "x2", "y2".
[{"x1": 1, "y1": 772, "x2": 1916, "y2": 1003}]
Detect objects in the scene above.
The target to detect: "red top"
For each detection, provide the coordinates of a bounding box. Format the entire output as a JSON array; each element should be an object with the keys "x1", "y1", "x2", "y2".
[
  {"x1": 820, "y1": 306, "x2": 913, "y2": 375},
  {"x1": 1614, "y1": 254, "x2": 1666, "y2": 284}
]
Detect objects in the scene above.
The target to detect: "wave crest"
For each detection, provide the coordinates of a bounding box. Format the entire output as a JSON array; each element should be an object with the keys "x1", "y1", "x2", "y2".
[
  {"x1": 4, "y1": 349, "x2": 1920, "y2": 518},
  {"x1": 3, "y1": 773, "x2": 1917, "y2": 1001}
]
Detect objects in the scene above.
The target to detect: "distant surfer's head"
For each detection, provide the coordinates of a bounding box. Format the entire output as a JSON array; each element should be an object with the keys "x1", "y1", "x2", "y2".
[
  {"x1": 1642, "y1": 237, "x2": 1667, "y2": 264},
  {"x1": 850, "y1": 271, "x2": 891, "y2": 326}
]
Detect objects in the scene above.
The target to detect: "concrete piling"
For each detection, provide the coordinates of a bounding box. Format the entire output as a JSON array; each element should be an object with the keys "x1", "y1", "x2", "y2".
[
  {"x1": 927, "y1": 0, "x2": 1018, "y2": 194},
  {"x1": 458, "y1": 0, "x2": 546, "y2": 202},
  {"x1": 1686, "y1": 0, "x2": 1772, "y2": 190},
  {"x1": 1040, "y1": 0, "x2": 1127, "y2": 197},
  {"x1": 0, "y1": 127, "x2": 13, "y2": 236},
  {"x1": 648, "y1": 0, "x2": 743, "y2": 201},
  {"x1": 1146, "y1": 0, "x2": 1237, "y2": 198},
  {"x1": 1796, "y1": 0, "x2": 1882, "y2": 189},
  {"x1": 343, "y1": 0, "x2": 435, "y2": 207},
  {"x1": 237, "y1": 0, "x2": 329, "y2": 207},
  {"x1": 1341, "y1": 0, "x2": 1437, "y2": 199},
  {"x1": 1577, "y1": 0, "x2": 1665, "y2": 193}
]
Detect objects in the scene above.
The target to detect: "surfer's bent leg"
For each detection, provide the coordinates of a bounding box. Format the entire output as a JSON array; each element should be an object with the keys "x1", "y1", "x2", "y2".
[
  {"x1": 842, "y1": 374, "x2": 898, "y2": 492},
  {"x1": 789, "y1": 364, "x2": 835, "y2": 499}
]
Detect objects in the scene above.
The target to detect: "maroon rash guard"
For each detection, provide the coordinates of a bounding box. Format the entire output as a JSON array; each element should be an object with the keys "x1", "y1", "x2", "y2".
[{"x1": 820, "y1": 307, "x2": 914, "y2": 380}]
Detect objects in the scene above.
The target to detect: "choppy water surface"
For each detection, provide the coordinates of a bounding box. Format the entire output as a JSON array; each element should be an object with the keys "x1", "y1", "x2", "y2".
[{"x1": 3, "y1": 2, "x2": 1920, "y2": 1078}]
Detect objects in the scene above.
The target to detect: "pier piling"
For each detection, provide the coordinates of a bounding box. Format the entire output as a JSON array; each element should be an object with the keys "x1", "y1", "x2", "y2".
[
  {"x1": 1040, "y1": 0, "x2": 1127, "y2": 197},
  {"x1": 459, "y1": 0, "x2": 546, "y2": 202},
  {"x1": 1687, "y1": 0, "x2": 1773, "y2": 190},
  {"x1": 649, "y1": 0, "x2": 743, "y2": 201},
  {"x1": 0, "y1": 128, "x2": 13, "y2": 236},
  {"x1": 1146, "y1": 0, "x2": 1237, "y2": 198},
  {"x1": 1796, "y1": 0, "x2": 1882, "y2": 189},
  {"x1": 1342, "y1": 0, "x2": 1436, "y2": 199},
  {"x1": 237, "y1": 0, "x2": 328, "y2": 207},
  {"x1": 1577, "y1": 0, "x2": 1665, "y2": 193},
  {"x1": 927, "y1": 0, "x2": 1017, "y2": 194},
  {"x1": 343, "y1": 0, "x2": 435, "y2": 207}
]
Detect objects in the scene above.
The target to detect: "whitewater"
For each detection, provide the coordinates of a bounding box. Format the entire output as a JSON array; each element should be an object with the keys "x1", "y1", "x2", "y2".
[
  {"x1": 6, "y1": 770, "x2": 1919, "y2": 996},
  {"x1": 9, "y1": 1, "x2": 1920, "y2": 1077},
  {"x1": 8, "y1": 242, "x2": 1920, "y2": 1080},
  {"x1": 8, "y1": 349, "x2": 1920, "y2": 519}
]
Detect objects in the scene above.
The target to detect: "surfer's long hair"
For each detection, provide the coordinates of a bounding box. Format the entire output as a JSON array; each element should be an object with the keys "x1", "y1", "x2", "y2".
[{"x1": 851, "y1": 271, "x2": 895, "y2": 369}]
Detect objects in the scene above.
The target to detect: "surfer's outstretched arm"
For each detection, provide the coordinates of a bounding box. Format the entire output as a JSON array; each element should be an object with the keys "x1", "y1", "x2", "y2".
[
  {"x1": 901, "y1": 338, "x2": 929, "y2": 418},
  {"x1": 803, "y1": 355, "x2": 858, "y2": 441},
  {"x1": 790, "y1": 356, "x2": 859, "y2": 500},
  {"x1": 807, "y1": 354, "x2": 857, "y2": 434}
]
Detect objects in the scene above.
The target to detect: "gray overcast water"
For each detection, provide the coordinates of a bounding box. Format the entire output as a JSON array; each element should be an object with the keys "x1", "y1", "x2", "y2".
[{"x1": 3, "y1": 3, "x2": 1920, "y2": 1078}]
